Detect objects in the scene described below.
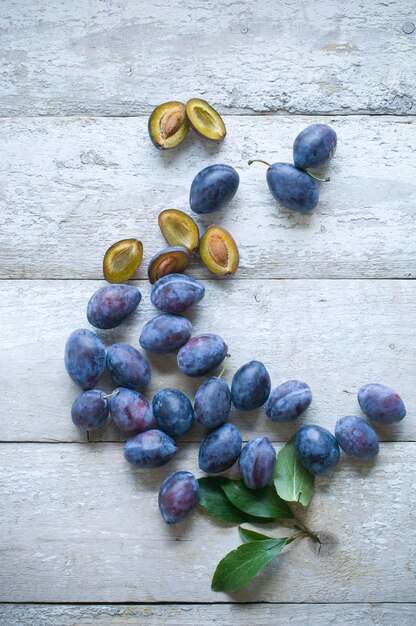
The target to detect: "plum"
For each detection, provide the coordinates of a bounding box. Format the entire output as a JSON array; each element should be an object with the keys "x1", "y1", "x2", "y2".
[
  {"x1": 152, "y1": 388, "x2": 194, "y2": 437},
  {"x1": 150, "y1": 274, "x2": 205, "y2": 313},
  {"x1": 194, "y1": 377, "x2": 231, "y2": 428},
  {"x1": 71, "y1": 390, "x2": 109, "y2": 431},
  {"x1": 109, "y1": 387, "x2": 153, "y2": 434},
  {"x1": 177, "y1": 333, "x2": 228, "y2": 377},
  {"x1": 335, "y1": 415, "x2": 379, "y2": 459},
  {"x1": 64, "y1": 328, "x2": 106, "y2": 390},
  {"x1": 358, "y1": 383, "x2": 406, "y2": 424},
  {"x1": 199, "y1": 225, "x2": 239, "y2": 275},
  {"x1": 231, "y1": 360, "x2": 271, "y2": 410},
  {"x1": 266, "y1": 380, "x2": 312, "y2": 422},
  {"x1": 139, "y1": 313, "x2": 192, "y2": 354},
  {"x1": 148, "y1": 101, "x2": 189, "y2": 150},
  {"x1": 185, "y1": 99, "x2": 226, "y2": 141},
  {"x1": 239, "y1": 437, "x2": 276, "y2": 490},
  {"x1": 294, "y1": 424, "x2": 340, "y2": 475},
  {"x1": 190, "y1": 164, "x2": 239, "y2": 214},
  {"x1": 124, "y1": 429, "x2": 178, "y2": 468},
  {"x1": 158, "y1": 209, "x2": 200, "y2": 254},
  {"x1": 158, "y1": 471, "x2": 199, "y2": 525},
  {"x1": 293, "y1": 124, "x2": 337, "y2": 170},
  {"x1": 87, "y1": 284, "x2": 141, "y2": 330},
  {"x1": 103, "y1": 239, "x2": 143, "y2": 283},
  {"x1": 106, "y1": 343, "x2": 151, "y2": 390},
  {"x1": 199, "y1": 423, "x2": 242, "y2": 473},
  {"x1": 147, "y1": 247, "x2": 189, "y2": 284}
]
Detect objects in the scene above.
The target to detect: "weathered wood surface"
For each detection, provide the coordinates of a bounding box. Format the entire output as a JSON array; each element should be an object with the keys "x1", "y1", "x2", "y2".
[
  {"x1": 1, "y1": 0, "x2": 415, "y2": 116},
  {"x1": 0, "y1": 442, "x2": 414, "y2": 602},
  {"x1": 1, "y1": 116, "x2": 415, "y2": 280},
  {"x1": 1, "y1": 279, "x2": 414, "y2": 443},
  {"x1": 1, "y1": 603, "x2": 416, "y2": 626}
]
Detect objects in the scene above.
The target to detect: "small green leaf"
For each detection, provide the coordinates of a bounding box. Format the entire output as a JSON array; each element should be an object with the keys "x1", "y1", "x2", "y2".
[
  {"x1": 274, "y1": 438, "x2": 315, "y2": 506},
  {"x1": 211, "y1": 537, "x2": 293, "y2": 592},
  {"x1": 221, "y1": 480, "x2": 293, "y2": 520},
  {"x1": 238, "y1": 526, "x2": 278, "y2": 543},
  {"x1": 197, "y1": 478, "x2": 273, "y2": 524}
]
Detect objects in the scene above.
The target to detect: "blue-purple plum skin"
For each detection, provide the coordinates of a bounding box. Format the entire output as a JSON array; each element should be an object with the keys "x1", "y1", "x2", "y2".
[
  {"x1": 106, "y1": 342, "x2": 151, "y2": 389},
  {"x1": 152, "y1": 388, "x2": 194, "y2": 437},
  {"x1": 266, "y1": 380, "x2": 312, "y2": 422},
  {"x1": 294, "y1": 424, "x2": 340, "y2": 475},
  {"x1": 123, "y1": 429, "x2": 178, "y2": 468},
  {"x1": 194, "y1": 377, "x2": 231, "y2": 428},
  {"x1": 335, "y1": 415, "x2": 379, "y2": 459},
  {"x1": 198, "y1": 423, "x2": 242, "y2": 473},
  {"x1": 87, "y1": 284, "x2": 141, "y2": 329},
  {"x1": 139, "y1": 314, "x2": 192, "y2": 354},
  {"x1": 158, "y1": 471, "x2": 199, "y2": 524},
  {"x1": 150, "y1": 274, "x2": 205, "y2": 314},
  {"x1": 177, "y1": 334, "x2": 228, "y2": 377},
  {"x1": 239, "y1": 437, "x2": 276, "y2": 490},
  {"x1": 64, "y1": 328, "x2": 106, "y2": 390},
  {"x1": 231, "y1": 360, "x2": 271, "y2": 410},
  {"x1": 71, "y1": 390, "x2": 109, "y2": 431},
  {"x1": 293, "y1": 124, "x2": 337, "y2": 170},
  {"x1": 266, "y1": 163, "x2": 319, "y2": 213},
  {"x1": 358, "y1": 383, "x2": 406, "y2": 424},
  {"x1": 109, "y1": 387, "x2": 153, "y2": 434},
  {"x1": 190, "y1": 164, "x2": 239, "y2": 214}
]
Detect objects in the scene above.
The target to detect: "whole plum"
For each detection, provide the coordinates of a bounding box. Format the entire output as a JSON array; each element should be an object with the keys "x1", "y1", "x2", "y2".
[
  {"x1": 190, "y1": 164, "x2": 239, "y2": 214},
  {"x1": 335, "y1": 415, "x2": 379, "y2": 459},
  {"x1": 358, "y1": 383, "x2": 406, "y2": 424},
  {"x1": 124, "y1": 429, "x2": 178, "y2": 468},
  {"x1": 109, "y1": 387, "x2": 153, "y2": 434},
  {"x1": 266, "y1": 380, "x2": 312, "y2": 422},
  {"x1": 139, "y1": 314, "x2": 192, "y2": 354},
  {"x1": 150, "y1": 274, "x2": 205, "y2": 314},
  {"x1": 239, "y1": 437, "x2": 276, "y2": 490},
  {"x1": 107, "y1": 343, "x2": 151, "y2": 389},
  {"x1": 64, "y1": 328, "x2": 106, "y2": 390},
  {"x1": 177, "y1": 334, "x2": 228, "y2": 377},
  {"x1": 293, "y1": 124, "x2": 337, "y2": 170},
  {"x1": 198, "y1": 423, "x2": 242, "y2": 473},
  {"x1": 294, "y1": 424, "x2": 340, "y2": 475},
  {"x1": 152, "y1": 388, "x2": 194, "y2": 437},
  {"x1": 194, "y1": 377, "x2": 231, "y2": 428},
  {"x1": 87, "y1": 284, "x2": 141, "y2": 329},
  {"x1": 158, "y1": 471, "x2": 199, "y2": 525},
  {"x1": 71, "y1": 390, "x2": 109, "y2": 431},
  {"x1": 231, "y1": 360, "x2": 271, "y2": 410}
]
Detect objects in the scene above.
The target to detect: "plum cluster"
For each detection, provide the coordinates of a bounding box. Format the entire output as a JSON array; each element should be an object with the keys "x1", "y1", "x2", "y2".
[{"x1": 65, "y1": 273, "x2": 406, "y2": 526}]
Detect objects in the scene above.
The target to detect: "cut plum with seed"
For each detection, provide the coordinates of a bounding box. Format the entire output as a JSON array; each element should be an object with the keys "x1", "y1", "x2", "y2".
[
  {"x1": 186, "y1": 98, "x2": 226, "y2": 141},
  {"x1": 103, "y1": 239, "x2": 143, "y2": 283},
  {"x1": 148, "y1": 101, "x2": 189, "y2": 150},
  {"x1": 148, "y1": 246, "x2": 190, "y2": 284},
  {"x1": 158, "y1": 209, "x2": 199, "y2": 254},
  {"x1": 200, "y1": 226, "x2": 239, "y2": 275}
]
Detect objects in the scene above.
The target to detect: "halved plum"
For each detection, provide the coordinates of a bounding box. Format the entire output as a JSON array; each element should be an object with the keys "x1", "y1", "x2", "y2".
[
  {"x1": 103, "y1": 239, "x2": 143, "y2": 283},
  {"x1": 185, "y1": 98, "x2": 226, "y2": 141},
  {"x1": 158, "y1": 209, "x2": 199, "y2": 254},
  {"x1": 148, "y1": 101, "x2": 189, "y2": 150},
  {"x1": 148, "y1": 246, "x2": 190, "y2": 284},
  {"x1": 199, "y1": 226, "x2": 239, "y2": 275}
]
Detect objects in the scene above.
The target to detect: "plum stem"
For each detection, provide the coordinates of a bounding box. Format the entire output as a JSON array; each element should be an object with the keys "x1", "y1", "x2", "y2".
[
  {"x1": 294, "y1": 521, "x2": 321, "y2": 545},
  {"x1": 306, "y1": 171, "x2": 330, "y2": 182},
  {"x1": 218, "y1": 354, "x2": 231, "y2": 379},
  {"x1": 248, "y1": 159, "x2": 271, "y2": 167},
  {"x1": 102, "y1": 389, "x2": 120, "y2": 399}
]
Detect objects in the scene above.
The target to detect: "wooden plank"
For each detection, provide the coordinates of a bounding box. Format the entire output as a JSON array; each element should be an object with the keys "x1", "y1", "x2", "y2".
[
  {"x1": 1, "y1": 116, "x2": 415, "y2": 279},
  {"x1": 1, "y1": 603, "x2": 416, "y2": 626},
  {"x1": 1, "y1": 0, "x2": 415, "y2": 116},
  {"x1": 1, "y1": 279, "x2": 414, "y2": 443},
  {"x1": 0, "y1": 442, "x2": 415, "y2": 602}
]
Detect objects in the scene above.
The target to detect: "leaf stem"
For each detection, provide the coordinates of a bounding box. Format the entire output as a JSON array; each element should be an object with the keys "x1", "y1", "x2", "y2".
[
  {"x1": 248, "y1": 159, "x2": 271, "y2": 167},
  {"x1": 218, "y1": 354, "x2": 231, "y2": 379},
  {"x1": 294, "y1": 521, "x2": 321, "y2": 545}
]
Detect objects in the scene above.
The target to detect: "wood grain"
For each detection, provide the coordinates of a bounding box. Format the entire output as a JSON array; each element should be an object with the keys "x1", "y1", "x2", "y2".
[
  {"x1": 1, "y1": 603, "x2": 416, "y2": 626},
  {"x1": 0, "y1": 442, "x2": 414, "y2": 602},
  {"x1": 1, "y1": 0, "x2": 415, "y2": 116},
  {"x1": 1, "y1": 279, "x2": 414, "y2": 443},
  {"x1": 1, "y1": 116, "x2": 415, "y2": 279}
]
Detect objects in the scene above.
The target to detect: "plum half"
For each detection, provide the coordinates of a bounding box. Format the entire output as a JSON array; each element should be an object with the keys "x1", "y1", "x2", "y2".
[
  {"x1": 158, "y1": 209, "x2": 200, "y2": 254},
  {"x1": 148, "y1": 101, "x2": 189, "y2": 150},
  {"x1": 148, "y1": 246, "x2": 190, "y2": 284},
  {"x1": 200, "y1": 226, "x2": 239, "y2": 275},
  {"x1": 103, "y1": 239, "x2": 143, "y2": 283},
  {"x1": 185, "y1": 98, "x2": 226, "y2": 141}
]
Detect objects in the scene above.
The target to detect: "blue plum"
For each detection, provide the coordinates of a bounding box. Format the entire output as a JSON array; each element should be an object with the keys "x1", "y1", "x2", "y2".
[
  {"x1": 358, "y1": 383, "x2": 406, "y2": 424},
  {"x1": 190, "y1": 164, "x2": 239, "y2": 214},
  {"x1": 124, "y1": 429, "x2": 178, "y2": 468},
  {"x1": 264, "y1": 163, "x2": 319, "y2": 213},
  {"x1": 158, "y1": 471, "x2": 199, "y2": 525},
  {"x1": 266, "y1": 380, "x2": 312, "y2": 422},
  {"x1": 71, "y1": 390, "x2": 109, "y2": 431},
  {"x1": 239, "y1": 437, "x2": 276, "y2": 490},
  {"x1": 152, "y1": 388, "x2": 194, "y2": 437},
  {"x1": 64, "y1": 328, "x2": 106, "y2": 390},
  {"x1": 335, "y1": 415, "x2": 379, "y2": 459},
  {"x1": 194, "y1": 377, "x2": 231, "y2": 428},
  {"x1": 139, "y1": 313, "x2": 192, "y2": 354},
  {"x1": 294, "y1": 424, "x2": 340, "y2": 476},
  {"x1": 87, "y1": 284, "x2": 141, "y2": 329},
  {"x1": 150, "y1": 274, "x2": 205, "y2": 314},
  {"x1": 293, "y1": 123, "x2": 337, "y2": 170},
  {"x1": 231, "y1": 360, "x2": 271, "y2": 410},
  {"x1": 109, "y1": 387, "x2": 153, "y2": 434},
  {"x1": 106, "y1": 342, "x2": 151, "y2": 389},
  {"x1": 177, "y1": 333, "x2": 228, "y2": 377},
  {"x1": 198, "y1": 423, "x2": 242, "y2": 473}
]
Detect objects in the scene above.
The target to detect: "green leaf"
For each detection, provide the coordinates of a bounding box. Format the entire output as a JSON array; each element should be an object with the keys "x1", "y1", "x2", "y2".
[
  {"x1": 197, "y1": 478, "x2": 273, "y2": 524},
  {"x1": 221, "y1": 480, "x2": 293, "y2": 520},
  {"x1": 274, "y1": 438, "x2": 315, "y2": 506},
  {"x1": 238, "y1": 526, "x2": 278, "y2": 543},
  {"x1": 211, "y1": 537, "x2": 293, "y2": 592}
]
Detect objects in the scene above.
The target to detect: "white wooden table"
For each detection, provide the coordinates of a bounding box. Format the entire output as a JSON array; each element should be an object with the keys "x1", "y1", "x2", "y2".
[{"x1": 1, "y1": 1, "x2": 415, "y2": 624}]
